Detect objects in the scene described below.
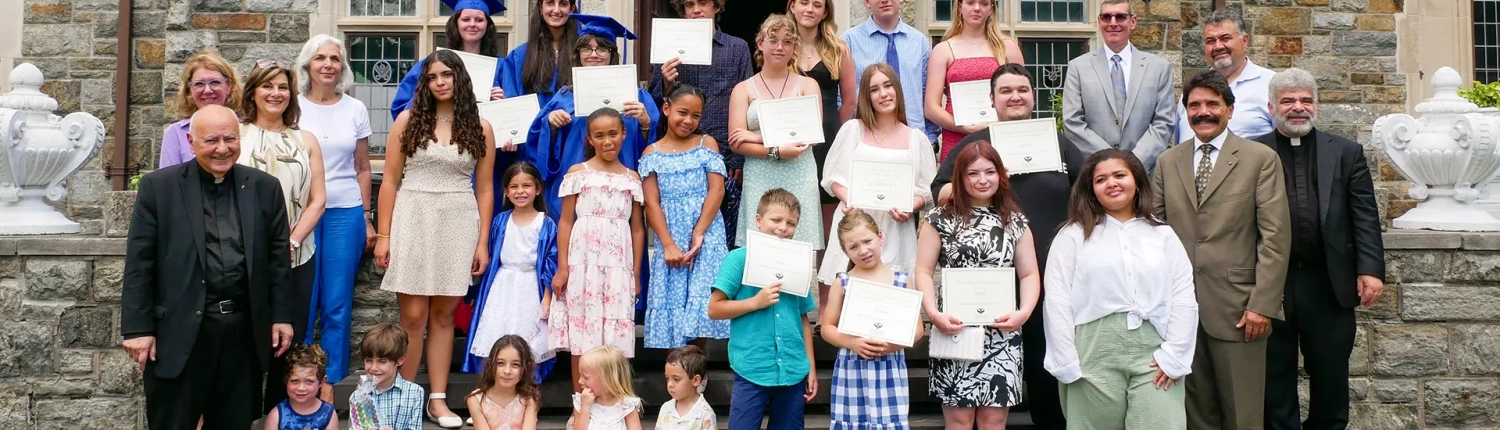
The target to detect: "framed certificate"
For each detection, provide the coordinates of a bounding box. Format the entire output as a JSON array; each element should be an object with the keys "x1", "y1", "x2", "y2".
[
  {"x1": 742, "y1": 230, "x2": 816, "y2": 297},
  {"x1": 572, "y1": 65, "x2": 639, "y2": 116},
  {"x1": 477, "y1": 94, "x2": 541, "y2": 147},
  {"x1": 949, "y1": 80, "x2": 997, "y2": 126},
  {"x1": 987, "y1": 118, "x2": 1064, "y2": 175},
  {"x1": 756, "y1": 95, "x2": 825, "y2": 147},
  {"x1": 838, "y1": 277, "x2": 924, "y2": 347},
  {"x1": 650, "y1": 19, "x2": 715, "y2": 65},
  {"x1": 436, "y1": 48, "x2": 497, "y2": 103},
  {"x1": 941, "y1": 267, "x2": 1017, "y2": 326},
  {"x1": 849, "y1": 159, "x2": 915, "y2": 212}
]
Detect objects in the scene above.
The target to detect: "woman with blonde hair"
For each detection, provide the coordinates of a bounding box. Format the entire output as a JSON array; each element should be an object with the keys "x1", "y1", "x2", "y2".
[
  {"x1": 161, "y1": 51, "x2": 241, "y2": 167},
  {"x1": 788, "y1": 0, "x2": 856, "y2": 210},
  {"x1": 924, "y1": 0, "x2": 1025, "y2": 160}
]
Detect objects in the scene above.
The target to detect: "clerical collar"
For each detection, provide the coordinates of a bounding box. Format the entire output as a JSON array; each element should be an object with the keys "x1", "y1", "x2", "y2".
[
  {"x1": 1290, "y1": 136, "x2": 1301, "y2": 147},
  {"x1": 197, "y1": 163, "x2": 228, "y2": 185}
]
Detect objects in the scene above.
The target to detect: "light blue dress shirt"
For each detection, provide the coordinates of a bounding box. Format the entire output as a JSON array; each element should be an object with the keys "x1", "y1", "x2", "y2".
[
  {"x1": 1176, "y1": 59, "x2": 1276, "y2": 143},
  {"x1": 842, "y1": 18, "x2": 937, "y2": 144}
]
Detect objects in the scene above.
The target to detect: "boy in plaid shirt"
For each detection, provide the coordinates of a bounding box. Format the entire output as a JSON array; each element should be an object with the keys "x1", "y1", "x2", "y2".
[{"x1": 354, "y1": 324, "x2": 424, "y2": 430}]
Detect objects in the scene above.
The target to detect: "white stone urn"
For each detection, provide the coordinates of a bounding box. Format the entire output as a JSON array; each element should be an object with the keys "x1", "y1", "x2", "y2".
[
  {"x1": 1373, "y1": 67, "x2": 1500, "y2": 231},
  {"x1": 0, "y1": 63, "x2": 105, "y2": 235}
]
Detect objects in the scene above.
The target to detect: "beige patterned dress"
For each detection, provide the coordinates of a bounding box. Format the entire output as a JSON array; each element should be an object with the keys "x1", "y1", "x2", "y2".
[
  {"x1": 238, "y1": 123, "x2": 315, "y2": 266},
  {"x1": 381, "y1": 142, "x2": 480, "y2": 296}
]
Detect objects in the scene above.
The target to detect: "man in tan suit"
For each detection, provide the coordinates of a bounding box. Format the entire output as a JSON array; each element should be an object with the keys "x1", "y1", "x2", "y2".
[{"x1": 1152, "y1": 70, "x2": 1291, "y2": 430}]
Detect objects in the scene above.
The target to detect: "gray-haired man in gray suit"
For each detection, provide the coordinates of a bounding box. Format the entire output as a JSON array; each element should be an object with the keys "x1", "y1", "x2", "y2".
[{"x1": 1062, "y1": 0, "x2": 1177, "y2": 171}]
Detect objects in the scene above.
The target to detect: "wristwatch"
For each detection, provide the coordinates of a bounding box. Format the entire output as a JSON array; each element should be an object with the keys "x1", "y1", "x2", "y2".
[
  {"x1": 768, "y1": 146, "x2": 781, "y2": 160},
  {"x1": 290, "y1": 240, "x2": 302, "y2": 251}
]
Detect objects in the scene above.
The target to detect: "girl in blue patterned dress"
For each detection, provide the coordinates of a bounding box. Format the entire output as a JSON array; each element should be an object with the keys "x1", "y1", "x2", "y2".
[
  {"x1": 820, "y1": 210, "x2": 923, "y2": 429},
  {"x1": 266, "y1": 344, "x2": 337, "y2": 430},
  {"x1": 640, "y1": 85, "x2": 731, "y2": 349}
]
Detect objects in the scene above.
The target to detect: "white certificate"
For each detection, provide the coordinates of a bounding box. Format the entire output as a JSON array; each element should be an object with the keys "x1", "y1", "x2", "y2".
[
  {"x1": 756, "y1": 95, "x2": 825, "y2": 147},
  {"x1": 949, "y1": 80, "x2": 997, "y2": 126},
  {"x1": 941, "y1": 267, "x2": 1017, "y2": 326},
  {"x1": 987, "y1": 118, "x2": 1064, "y2": 175},
  {"x1": 572, "y1": 65, "x2": 639, "y2": 116},
  {"x1": 742, "y1": 230, "x2": 816, "y2": 297},
  {"x1": 477, "y1": 94, "x2": 541, "y2": 147},
  {"x1": 849, "y1": 159, "x2": 915, "y2": 212},
  {"x1": 650, "y1": 19, "x2": 714, "y2": 65},
  {"x1": 437, "y1": 48, "x2": 497, "y2": 103},
  {"x1": 838, "y1": 277, "x2": 924, "y2": 347}
]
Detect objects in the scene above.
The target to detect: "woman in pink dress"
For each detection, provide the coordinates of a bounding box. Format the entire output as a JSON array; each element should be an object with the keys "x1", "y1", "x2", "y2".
[{"x1": 924, "y1": 0, "x2": 1026, "y2": 161}]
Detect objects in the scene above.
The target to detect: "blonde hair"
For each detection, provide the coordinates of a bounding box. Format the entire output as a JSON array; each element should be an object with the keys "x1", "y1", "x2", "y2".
[
  {"x1": 174, "y1": 51, "x2": 242, "y2": 119},
  {"x1": 580, "y1": 346, "x2": 637, "y2": 403},
  {"x1": 788, "y1": 0, "x2": 844, "y2": 80},
  {"x1": 754, "y1": 14, "x2": 801, "y2": 75},
  {"x1": 942, "y1": 0, "x2": 1011, "y2": 62}
]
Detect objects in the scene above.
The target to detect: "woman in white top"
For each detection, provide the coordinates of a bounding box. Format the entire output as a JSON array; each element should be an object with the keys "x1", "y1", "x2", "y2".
[
  {"x1": 234, "y1": 59, "x2": 327, "y2": 413},
  {"x1": 1042, "y1": 149, "x2": 1197, "y2": 429},
  {"x1": 294, "y1": 34, "x2": 374, "y2": 402},
  {"x1": 816, "y1": 63, "x2": 936, "y2": 285}
]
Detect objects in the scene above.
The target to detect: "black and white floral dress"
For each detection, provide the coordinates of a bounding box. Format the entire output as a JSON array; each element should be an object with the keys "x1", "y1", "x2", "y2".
[{"x1": 927, "y1": 206, "x2": 1027, "y2": 408}]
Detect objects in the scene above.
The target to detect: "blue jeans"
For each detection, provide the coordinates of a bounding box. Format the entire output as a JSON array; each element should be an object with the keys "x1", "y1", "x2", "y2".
[
  {"x1": 307, "y1": 206, "x2": 364, "y2": 382},
  {"x1": 729, "y1": 372, "x2": 807, "y2": 430}
]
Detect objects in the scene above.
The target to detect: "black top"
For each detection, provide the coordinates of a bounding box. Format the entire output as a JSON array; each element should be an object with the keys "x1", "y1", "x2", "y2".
[
  {"x1": 803, "y1": 61, "x2": 842, "y2": 204},
  {"x1": 932, "y1": 129, "x2": 1085, "y2": 276},
  {"x1": 198, "y1": 164, "x2": 247, "y2": 303},
  {"x1": 1275, "y1": 132, "x2": 1323, "y2": 266}
]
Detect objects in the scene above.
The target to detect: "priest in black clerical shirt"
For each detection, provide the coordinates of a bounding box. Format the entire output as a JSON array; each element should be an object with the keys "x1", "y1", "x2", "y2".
[
  {"x1": 1253, "y1": 68, "x2": 1385, "y2": 430},
  {"x1": 931, "y1": 63, "x2": 1082, "y2": 430},
  {"x1": 121, "y1": 105, "x2": 297, "y2": 430}
]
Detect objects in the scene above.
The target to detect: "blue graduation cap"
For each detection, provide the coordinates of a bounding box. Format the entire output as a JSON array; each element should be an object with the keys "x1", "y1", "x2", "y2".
[
  {"x1": 443, "y1": 0, "x2": 506, "y2": 15},
  {"x1": 572, "y1": 13, "x2": 637, "y2": 58}
]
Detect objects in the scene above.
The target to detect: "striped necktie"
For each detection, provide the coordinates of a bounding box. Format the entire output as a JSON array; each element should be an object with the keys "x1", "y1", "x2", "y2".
[{"x1": 1111, "y1": 54, "x2": 1127, "y2": 118}]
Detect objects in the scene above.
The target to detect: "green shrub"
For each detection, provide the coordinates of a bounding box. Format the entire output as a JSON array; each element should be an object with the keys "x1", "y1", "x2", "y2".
[
  {"x1": 1049, "y1": 91, "x2": 1064, "y2": 132},
  {"x1": 1459, "y1": 81, "x2": 1500, "y2": 108},
  {"x1": 129, "y1": 173, "x2": 143, "y2": 191}
]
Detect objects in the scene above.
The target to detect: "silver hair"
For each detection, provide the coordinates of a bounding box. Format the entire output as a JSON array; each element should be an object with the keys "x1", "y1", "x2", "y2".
[
  {"x1": 1100, "y1": 0, "x2": 1133, "y2": 14},
  {"x1": 295, "y1": 34, "x2": 355, "y2": 95},
  {"x1": 1268, "y1": 67, "x2": 1318, "y2": 100},
  {"x1": 1200, "y1": 9, "x2": 1247, "y2": 36}
]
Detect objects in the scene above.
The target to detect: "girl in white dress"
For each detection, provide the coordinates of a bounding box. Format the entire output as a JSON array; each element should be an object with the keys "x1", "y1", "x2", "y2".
[{"x1": 569, "y1": 346, "x2": 643, "y2": 430}]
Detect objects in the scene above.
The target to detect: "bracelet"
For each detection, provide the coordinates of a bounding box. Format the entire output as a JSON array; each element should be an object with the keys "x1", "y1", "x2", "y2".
[{"x1": 376, "y1": 233, "x2": 391, "y2": 238}]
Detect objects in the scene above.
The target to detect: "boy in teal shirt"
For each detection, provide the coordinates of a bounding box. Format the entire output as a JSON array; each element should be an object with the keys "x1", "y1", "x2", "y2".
[{"x1": 709, "y1": 188, "x2": 817, "y2": 430}]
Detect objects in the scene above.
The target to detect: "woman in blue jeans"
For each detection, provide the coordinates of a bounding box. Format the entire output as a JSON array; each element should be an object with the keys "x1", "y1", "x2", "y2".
[{"x1": 295, "y1": 34, "x2": 376, "y2": 401}]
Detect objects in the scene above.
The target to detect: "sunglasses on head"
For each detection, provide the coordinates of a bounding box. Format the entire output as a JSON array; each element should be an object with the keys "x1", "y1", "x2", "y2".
[{"x1": 255, "y1": 59, "x2": 290, "y2": 70}]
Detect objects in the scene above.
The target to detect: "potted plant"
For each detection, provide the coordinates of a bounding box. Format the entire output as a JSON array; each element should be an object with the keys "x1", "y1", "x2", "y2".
[{"x1": 1459, "y1": 81, "x2": 1500, "y2": 116}]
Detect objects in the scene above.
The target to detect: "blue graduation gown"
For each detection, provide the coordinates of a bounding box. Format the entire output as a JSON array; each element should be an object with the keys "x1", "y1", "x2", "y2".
[
  {"x1": 462, "y1": 210, "x2": 559, "y2": 382},
  {"x1": 496, "y1": 43, "x2": 561, "y2": 110},
  {"x1": 523, "y1": 86, "x2": 660, "y2": 219}
]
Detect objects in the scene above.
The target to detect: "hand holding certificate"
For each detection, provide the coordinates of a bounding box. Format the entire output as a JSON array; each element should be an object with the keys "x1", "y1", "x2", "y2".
[
  {"x1": 941, "y1": 268, "x2": 1017, "y2": 326},
  {"x1": 573, "y1": 65, "x2": 639, "y2": 116},
  {"x1": 849, "y1": 159, "x2": 916, "y2": 212},
  {"x1": 838, "y1": 277, "x2": 923, "y2": 347},
  {"x1": 437, "y1": 48, "x2": 497, "y2": 103},
  {"x1": 949, "y1": 80, "x2": 998, "y2": 126},
  {"x1": 756, "y1": 95, "x2": 824, "y2": 147},
  {"x1": 987, "y1": 118, "x2": 1064, "y2": 175},
  {"x1": 650, "y1": 19, "x2": 714, "y2": 65},
  {"x1": 742, "y1": 231, "x2": 815, "y2": 297},
  {"x1": 477, "y1": 95, "x2": 541, "y2": 150}
]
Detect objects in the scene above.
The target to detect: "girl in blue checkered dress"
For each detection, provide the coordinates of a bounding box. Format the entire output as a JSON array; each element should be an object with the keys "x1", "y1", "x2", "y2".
[{"x1": 819, "y1": 210, "x2": 923, "y2": 429}]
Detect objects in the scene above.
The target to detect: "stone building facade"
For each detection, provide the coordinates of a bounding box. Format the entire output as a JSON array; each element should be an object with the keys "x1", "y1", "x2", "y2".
[{"x1": 0, "y1": 0, "x2": 1497, "y2": 428}]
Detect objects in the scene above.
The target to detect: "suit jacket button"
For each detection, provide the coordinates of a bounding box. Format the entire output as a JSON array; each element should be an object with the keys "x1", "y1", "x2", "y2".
[{"x1": 195, "y1": 310, "x2": 202, "y2": 316}]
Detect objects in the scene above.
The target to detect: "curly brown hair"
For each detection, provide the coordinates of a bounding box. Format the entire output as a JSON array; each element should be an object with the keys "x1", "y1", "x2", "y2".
[
  {"x1": 400, "y1": 50, "x2": 487, "y2": 159},
  {"x1": 284, "y1": 344, "x2": 329, "y2": 382}
]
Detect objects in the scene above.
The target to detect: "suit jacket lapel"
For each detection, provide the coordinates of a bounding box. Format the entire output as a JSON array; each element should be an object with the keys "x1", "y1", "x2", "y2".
[
  {"x1": 1177, "y1": 146, "x2": 1201, "y2": 208},
  {"x1": 235, "y1": 166, "x2": 257, "y2": 284},
  {"x1": 1090, "y1": 50, "x2": 1121, "y2": 120},
  {"x1": 1314, "y1": 129, "x2": 1337, "y2": 223},
  {"x1": 1200, "y1": 135, "x2": 1242, "y2": 203},
  {"x1": 1122, "y1": 51, "x2": 1149, "y2": 124},
  {"x1": 180, "y1": 166, "x2": 209, "y2": 277}
]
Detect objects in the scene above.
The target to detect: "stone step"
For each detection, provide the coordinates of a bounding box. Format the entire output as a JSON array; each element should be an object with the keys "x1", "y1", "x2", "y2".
[{"x1": 329, "y1": 412, "x2": 1035, "y2": 429}]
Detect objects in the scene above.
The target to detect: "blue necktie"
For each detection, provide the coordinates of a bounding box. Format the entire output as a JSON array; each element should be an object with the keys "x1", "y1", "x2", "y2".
[
  {"x1": 1111, "y1": 54, "x2": 1127, "y2": 119},
  {"x1": 884, "y1": 32, "x2": 901, "y2": 80}
]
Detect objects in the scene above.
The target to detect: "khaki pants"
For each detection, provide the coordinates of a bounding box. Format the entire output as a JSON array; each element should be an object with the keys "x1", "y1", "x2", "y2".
[{"x1": 1060, "y1": 313, "x2": 1187, "y2": 430}]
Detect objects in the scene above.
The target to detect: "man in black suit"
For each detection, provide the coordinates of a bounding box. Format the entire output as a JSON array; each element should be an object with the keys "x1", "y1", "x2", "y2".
[
  {"x1": 121, "y1": 105, "x2": 296, "y2": 430},
  {"x1": 1255, "y1": 68, "x2": 1385, "y2": 430},
  {"x1": 931, "y1": 63, "x2": 1083, "y2": 430}
]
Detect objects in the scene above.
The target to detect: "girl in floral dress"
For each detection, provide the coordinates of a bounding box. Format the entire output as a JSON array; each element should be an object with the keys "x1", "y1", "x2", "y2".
[{"x1": 549, "y1": 108, "x2": 646, "y2": 392}]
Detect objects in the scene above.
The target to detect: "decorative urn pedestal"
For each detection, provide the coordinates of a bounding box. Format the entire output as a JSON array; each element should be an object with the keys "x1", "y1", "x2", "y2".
[
  {"x1": 1373, "y1": 67, "x2": 1500, "y2": 231},
  {"x1": 0, "y1": 63, "x2": 105, "y2": 235}
]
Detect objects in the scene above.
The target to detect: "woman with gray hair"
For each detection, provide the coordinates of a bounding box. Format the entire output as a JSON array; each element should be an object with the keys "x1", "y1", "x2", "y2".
[{"x1": 294, "y1": 33, "x2": 374, "y2": 402}]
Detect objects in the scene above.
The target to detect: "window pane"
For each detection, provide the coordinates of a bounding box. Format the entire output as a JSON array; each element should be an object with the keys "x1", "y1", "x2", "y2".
[
  {"x1": 1479, "y1": 0, "x2": 1500, "y2": 83},
  {"x1": 1020, "y1": 38, "x2": 1087, "y2": 119},
  {"x1": 936, "y1": 0, "x2": 953, "y2": 22},
  {"x1": 350, "y1": 0, "x2": 417, "y2": 16},
  {"x1": 348, "y1": 33, "x2": 420, "y2": 156},
  {"x1": 438, "y1": 0, "x2": 509, "y2": 17},
  {"x1": 1020, "y1": 0, "x2": 1085, "y2": 23}
]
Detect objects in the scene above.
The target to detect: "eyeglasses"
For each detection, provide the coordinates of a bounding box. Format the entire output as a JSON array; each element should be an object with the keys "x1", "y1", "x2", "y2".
[
  {"x1": 578, "y1": 47, "x2": 611, "y2": 55},
  {"x1": 187, "y1": 78, "x2": 229, "y2": 92},
  {"x1": 256, "y1": 59, "x2": 290, "y2": 70},
  {"x1": 1098, "y1": 13, "x2": 1133, "y2": 23}
]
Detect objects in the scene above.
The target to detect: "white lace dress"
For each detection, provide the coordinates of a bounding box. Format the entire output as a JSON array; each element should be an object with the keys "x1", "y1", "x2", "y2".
[{"x1": 470, "y1": 213, "x2": 555, "y2": 364}]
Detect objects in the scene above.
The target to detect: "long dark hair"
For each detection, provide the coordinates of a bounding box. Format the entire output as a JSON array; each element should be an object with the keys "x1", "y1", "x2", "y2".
[
  {"x1": 941, "y1": 140, "x2": 1022, "y2": 227},
  {"x1": 444, "y1": 11, "x2": 503, "y2": 57},
  {"x1": 469, "y1": 335, "x2": 541, "y2": 407},
  {"x1": 400, "y1": 50, "x2": 486, "y2": 159},
  {"x1": 1066, "y1": 149, "x2": 1163, "y2": 239},
  {"x1": 502, "y1": 161, "x2": 545, "y2": 211},
  {"x1": 557, "y1": 34, "x2": 620, "y2": 89},
  {"x1": 522, "y1": 0, "x2": 578, "y2": 94}
]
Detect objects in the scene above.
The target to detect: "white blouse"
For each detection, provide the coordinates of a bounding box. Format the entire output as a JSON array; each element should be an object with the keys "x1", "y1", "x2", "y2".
[{"x1": 1042, "y1": 217, "x2": 1198, "y2": 383}]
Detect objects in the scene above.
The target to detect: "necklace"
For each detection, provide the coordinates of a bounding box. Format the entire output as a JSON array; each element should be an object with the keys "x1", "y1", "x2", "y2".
[
  {"x1": 757, "y1": 73, "x2": 790, "y2": 99},
  {"x1": 437, "y1": 115, "x2": 453, "y2": 123}
]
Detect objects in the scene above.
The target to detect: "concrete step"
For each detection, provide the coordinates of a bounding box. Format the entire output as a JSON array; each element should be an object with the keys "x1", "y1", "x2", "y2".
[{"x1": 328, "y1": 412, "x2": 1034, "y2": 429}]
